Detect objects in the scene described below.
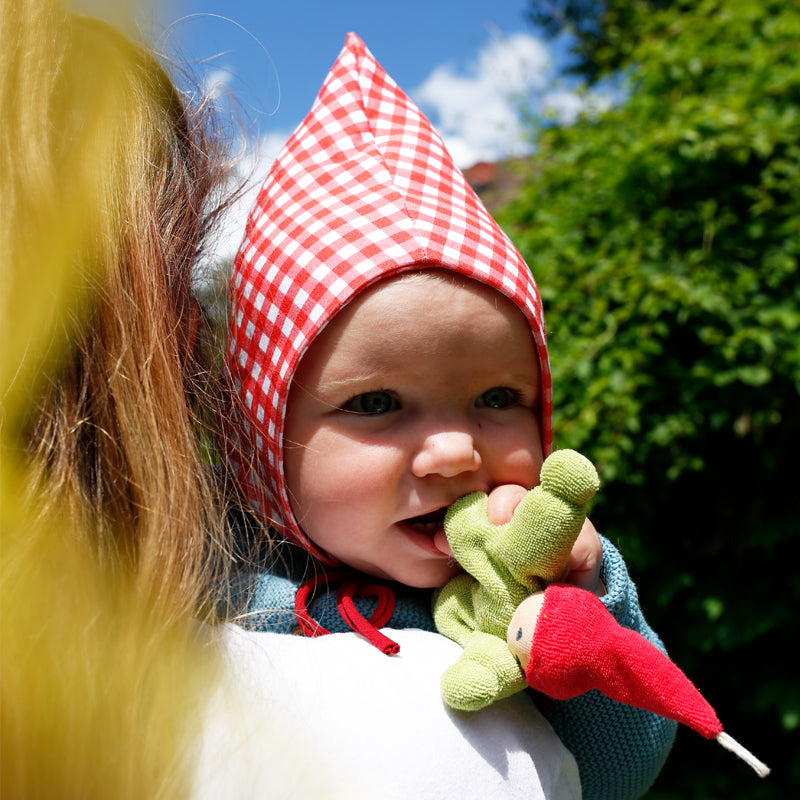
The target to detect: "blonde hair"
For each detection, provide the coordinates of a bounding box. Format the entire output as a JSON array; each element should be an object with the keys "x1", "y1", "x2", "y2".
[{"x1": 4, "y1": 3, "x2": 234, "y2": 621}]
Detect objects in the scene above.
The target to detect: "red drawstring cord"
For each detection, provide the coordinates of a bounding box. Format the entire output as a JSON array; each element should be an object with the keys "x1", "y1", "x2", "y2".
[
  {"x1": 294, "y1": 571, "x2": 400, "y2": 655},
  {"x1": 337, "y1": 582, "x2": 400, "y2": 655},
  {"x1": 294, "y1": 572, "x2": 337, "y2": 638}
]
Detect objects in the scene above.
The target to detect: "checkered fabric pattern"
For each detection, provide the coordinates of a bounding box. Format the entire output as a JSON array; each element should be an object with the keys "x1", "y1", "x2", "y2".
[{"x1": 229, "y1": 32, "x2": 552, "y2": 561}]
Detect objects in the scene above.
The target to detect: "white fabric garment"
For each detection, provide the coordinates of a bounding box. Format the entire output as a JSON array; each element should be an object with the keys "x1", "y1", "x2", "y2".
[{"x1": 193, "y1": 625, "x2": 582, "y2": 800}]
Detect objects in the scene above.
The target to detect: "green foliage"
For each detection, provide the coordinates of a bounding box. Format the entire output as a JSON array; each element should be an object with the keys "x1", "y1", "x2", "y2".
[
  {"x1": 528, "y1": 0, "x2": 678, "y2": 82},
  {"x1": 503, "y1": 1, "x2": 800, "y2": 796}
]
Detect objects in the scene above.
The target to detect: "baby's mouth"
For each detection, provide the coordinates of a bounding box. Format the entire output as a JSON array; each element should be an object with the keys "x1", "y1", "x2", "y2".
[
  {"x1": 404, "y1": 508, "x2": 447, "y2": 535},
  {"x1": 402, "y1": 508, "x2": 452, "y2": 558}
]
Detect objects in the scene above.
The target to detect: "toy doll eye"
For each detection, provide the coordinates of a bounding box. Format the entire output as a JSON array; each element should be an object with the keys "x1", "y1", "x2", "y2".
[
  {"x1": 476, "y1": 387, "x2": 518, "y2": 409},
  {"x1": 344, "y1": 390, "x2": 399, "y2": 415}
]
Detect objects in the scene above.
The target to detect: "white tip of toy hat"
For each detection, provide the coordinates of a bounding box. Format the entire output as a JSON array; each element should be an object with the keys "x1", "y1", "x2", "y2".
[{"x1": 716, "y1": 732, "x2": 770, "y2": 778}]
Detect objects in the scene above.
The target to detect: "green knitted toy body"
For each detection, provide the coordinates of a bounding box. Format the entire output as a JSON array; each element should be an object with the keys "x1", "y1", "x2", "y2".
[{"x1": 432, "y1": 449, "x2": 600, "y2": 711}]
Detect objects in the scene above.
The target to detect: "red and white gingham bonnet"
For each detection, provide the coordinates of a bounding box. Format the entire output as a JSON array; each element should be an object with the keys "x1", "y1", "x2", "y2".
[{"x1": 228, "y1": 33, "x2": 552, "y2": 561}]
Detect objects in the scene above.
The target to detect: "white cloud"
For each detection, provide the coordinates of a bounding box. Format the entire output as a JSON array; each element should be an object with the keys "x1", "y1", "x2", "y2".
[
  {"x1": 414, "y1": 32, "x2": 552, "y2": 168},
  {"x1": 541, "y1": 85, "x2": 618, "y2": 126},
  {"x1": 203, "y1": 67, "x2": 234, "y2": 99},
  {"x1": 413, "y1": 31, "x2": 617, "y2": 168},
  {"x1": 540, "y1": 89, "x2": 585, "y2": 125}
]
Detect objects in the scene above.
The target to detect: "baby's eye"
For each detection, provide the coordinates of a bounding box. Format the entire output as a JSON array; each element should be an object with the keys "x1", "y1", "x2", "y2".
[
  {"x1": 343, "y1": 390, "x2": 399, "y2": 415},
  {"x1": 476, "y1": 387, "x2": 519, "y2": 409}
]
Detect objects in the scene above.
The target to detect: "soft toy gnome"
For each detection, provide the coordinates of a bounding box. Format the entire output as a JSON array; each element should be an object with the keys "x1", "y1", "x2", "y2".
[
  {"x1": 436, "y1": 453, "x2": 770, "y2": 778},
  {"x1": 228, "y1": 31, "x2": 551, "y2": 570},
  {"x1": 434, "y1": 448, "x2": 600, "y2": 710}
]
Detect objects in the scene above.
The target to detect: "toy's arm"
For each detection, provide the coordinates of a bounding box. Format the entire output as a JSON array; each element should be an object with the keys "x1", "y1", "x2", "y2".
[{"x1": 441, "y1": 492, "x2": 523, "y2": 601}]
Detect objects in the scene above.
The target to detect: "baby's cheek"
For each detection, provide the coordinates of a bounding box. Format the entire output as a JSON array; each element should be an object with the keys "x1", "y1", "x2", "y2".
[{"x1": 500, "y1": 445, "x2": 543, "y2": 489}]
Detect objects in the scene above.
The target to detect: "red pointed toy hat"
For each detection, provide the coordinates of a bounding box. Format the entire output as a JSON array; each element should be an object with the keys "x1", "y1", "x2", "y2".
[
  {"x1": 228, "y1": 33, "x2": 551, "y2": 561},
  {"x1": 522, "y1": 584, "x2": 770, "y2": 778}
]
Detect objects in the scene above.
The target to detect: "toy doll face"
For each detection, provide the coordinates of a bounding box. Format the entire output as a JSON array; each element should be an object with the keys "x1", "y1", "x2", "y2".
[{"x1": 284, "y1": 271, "x2": 544, "y2": 588}]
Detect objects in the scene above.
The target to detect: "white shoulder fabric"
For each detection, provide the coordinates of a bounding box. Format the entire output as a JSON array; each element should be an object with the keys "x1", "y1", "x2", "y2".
[{"x1": 193, "y1": 625, "x2": 581, "y2": 799}]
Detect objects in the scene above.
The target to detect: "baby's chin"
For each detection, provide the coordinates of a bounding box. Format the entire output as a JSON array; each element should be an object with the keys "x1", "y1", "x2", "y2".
[{"x1": 352, "y1": 559, "x2": 463, "y2": 590}]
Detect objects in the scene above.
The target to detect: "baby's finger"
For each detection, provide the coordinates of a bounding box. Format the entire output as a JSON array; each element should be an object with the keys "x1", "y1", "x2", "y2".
[
  {"x1": 486, "y1": 484, "x2": 528, "y2": 525},
  {"x1": 560, "y1": 518, "x2": 604, "y2": 595}
]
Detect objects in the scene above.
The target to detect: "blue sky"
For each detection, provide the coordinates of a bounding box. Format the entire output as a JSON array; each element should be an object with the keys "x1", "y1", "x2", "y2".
[
  {"x1": 135, "y1": 0, "x2": 605, "y2": 172},
  {"x1": 156, "y1": 0, "x2": 540, "y2": 162},
  {"x1": 76, "y1": 1, "x2": 612, "y2": 169}
]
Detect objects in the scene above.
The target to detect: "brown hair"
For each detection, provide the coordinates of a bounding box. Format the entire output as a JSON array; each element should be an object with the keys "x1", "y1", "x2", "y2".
[{"x1": 5, "y1": 6, "x2": 235, "y2": 621}]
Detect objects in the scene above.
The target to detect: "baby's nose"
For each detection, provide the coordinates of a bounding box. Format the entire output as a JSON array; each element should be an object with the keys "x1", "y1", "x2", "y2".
[{"x1": 411, "y1": 430, "x2": 482, "y2": 478}]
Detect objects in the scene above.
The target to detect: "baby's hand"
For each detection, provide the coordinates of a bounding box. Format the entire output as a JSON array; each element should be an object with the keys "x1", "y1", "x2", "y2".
[
  {"x1": 558, "y1": 518, "x2": 605, "y2": 596},
  {"x1": 487, "y1": 485, "x2": 605, "y2": 597},
  {"x1": 486, "y1": 484, "x2": 528, "y2": 525}
]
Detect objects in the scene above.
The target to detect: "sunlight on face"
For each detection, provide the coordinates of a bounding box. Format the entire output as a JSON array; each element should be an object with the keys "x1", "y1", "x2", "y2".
[{"x1": 284, "y1": 271, "x2": 543, "y2": 588}]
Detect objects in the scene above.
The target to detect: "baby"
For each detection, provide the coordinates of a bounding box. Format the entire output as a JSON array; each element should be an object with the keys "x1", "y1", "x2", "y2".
[{"x1": 226, "y1": 33, "x2": 675, "y2": 800}]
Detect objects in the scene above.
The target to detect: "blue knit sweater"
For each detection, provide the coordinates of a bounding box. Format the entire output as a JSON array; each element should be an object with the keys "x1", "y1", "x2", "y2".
[{"x1": 224, "y1": 524, "x2": 676, "y2": 800}]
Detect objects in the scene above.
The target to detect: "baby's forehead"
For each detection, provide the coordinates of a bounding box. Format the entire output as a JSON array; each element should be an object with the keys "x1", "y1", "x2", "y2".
[
  {"x1": 293, "y1": 267, "x2": 538, "y2": 382},
  {"x1": 332, "y1": 267, "x2": 517, "y2": 324},
  {"x1": 376, "y1": 267, "x2": 496, "y2": 293},
  {"x1": 318, "y1": 266, "x2": 521, "y2": 334}
]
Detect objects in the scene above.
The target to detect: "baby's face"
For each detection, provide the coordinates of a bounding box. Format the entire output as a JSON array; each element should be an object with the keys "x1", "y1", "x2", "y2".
[{"x1": 284, "y1": 272, "x2": 543, "y2": 588}]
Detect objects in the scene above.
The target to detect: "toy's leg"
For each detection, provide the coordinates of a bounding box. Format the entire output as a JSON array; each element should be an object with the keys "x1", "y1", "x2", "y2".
[{"x1": 440, "y1": 631, "x2": 527, "y2": 712}]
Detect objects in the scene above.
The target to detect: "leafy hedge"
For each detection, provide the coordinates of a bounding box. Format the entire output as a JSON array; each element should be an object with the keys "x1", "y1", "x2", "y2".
[{"x1": 502, "y1": 1, "x2": 800, "y2": 796}]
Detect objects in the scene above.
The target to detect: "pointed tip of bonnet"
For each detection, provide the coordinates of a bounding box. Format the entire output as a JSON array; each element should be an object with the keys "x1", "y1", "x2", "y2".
[{"x1": 344, "y1": 31, "x2": 366, "y2": 51}]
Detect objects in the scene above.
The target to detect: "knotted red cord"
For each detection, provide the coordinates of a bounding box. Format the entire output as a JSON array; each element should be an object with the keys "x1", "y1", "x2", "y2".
[
  {"x1": 337, "y1": 581, "x2": 399, "y2": 655},
  {"x1": 294, "y1": 571, "x2": 400, "y2": 655}
]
